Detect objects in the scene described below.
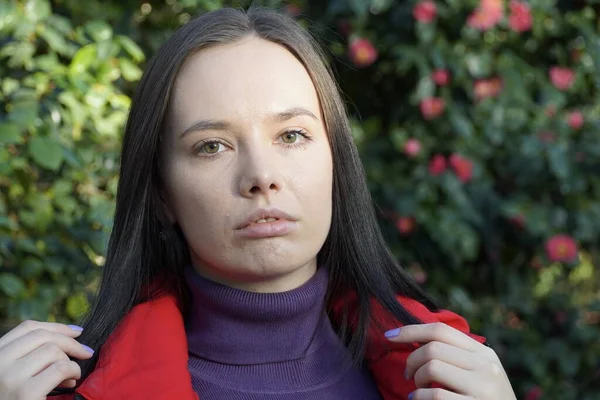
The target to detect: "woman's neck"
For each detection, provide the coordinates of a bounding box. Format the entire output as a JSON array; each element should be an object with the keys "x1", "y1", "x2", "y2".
[{"x1": 187, "y1": 260, "x2": 318, "y2": 293}]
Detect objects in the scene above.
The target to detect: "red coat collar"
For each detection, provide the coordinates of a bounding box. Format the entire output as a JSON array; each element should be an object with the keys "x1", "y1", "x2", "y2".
[{"x1": 66, "y1": 293, "x2": 485, "y2": 400}]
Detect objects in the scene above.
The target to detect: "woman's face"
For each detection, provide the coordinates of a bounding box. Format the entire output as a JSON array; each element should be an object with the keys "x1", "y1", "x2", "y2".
[{"x1": 161, "y1": 37, "x2": 333, "y2": 292}]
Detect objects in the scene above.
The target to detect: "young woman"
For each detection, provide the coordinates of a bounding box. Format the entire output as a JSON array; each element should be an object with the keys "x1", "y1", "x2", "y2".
[{"x1": 0, "y1": 7, "x2": 516, "y2": 400}]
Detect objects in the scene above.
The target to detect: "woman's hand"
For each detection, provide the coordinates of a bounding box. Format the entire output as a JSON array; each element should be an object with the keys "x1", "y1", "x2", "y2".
[
  {"x1": 0, "y1": 320, "x2": 94, "y2": 400},
  {"x1": 385, "y1": 323, "x2": 516, "y2": 400}
]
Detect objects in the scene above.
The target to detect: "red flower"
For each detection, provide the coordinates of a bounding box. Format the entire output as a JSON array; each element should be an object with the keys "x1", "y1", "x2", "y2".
[
  {"x1": 525, "y1": 386, "x2": 543, "y2": 400},
  {"x1": 508, "y1": 0, "x2": 532, "y2": 32},
  {"x1": 428, "y1": 154, "x2": 447, "y2": 176},
  {"x1": 449, "y1": 154, "x2": 474, "y2": 183},
  {"x1": 467, "y1": 0, "x2": 503, "y2": 31},
  {"x1": 432, "y1": 69, "x2": 450, "y2": 86},
  {"x1": 413, "y1": 1, "x2": 437, "y2": 23},
  {"x1": 474, "y1": 77, "x2": 503, "y2": 100},
  {"x1": 549, "y1": 67, "x2": 575, "y2": 90},
  {"x1": 482, "y1": 0, "x2": 503, "y2": 9},
  {"x1": 420, "y1": 97, "x2": 445, "y2": 120},
  {"x1": 567, "y1": 111, "x2": 584, "y2": 130},
  {"x1": 396, "y1": 217, "x2": 416, "y2": 235},
  {"x1": 404, "y1": 138, "x2": 422, "y2": 157},
  {"x1": 348, "y1": 38, "x2": 378, "y2": 68},
  {"x1": 545, "y1": 234, "x2": 578, "y2": 262}
]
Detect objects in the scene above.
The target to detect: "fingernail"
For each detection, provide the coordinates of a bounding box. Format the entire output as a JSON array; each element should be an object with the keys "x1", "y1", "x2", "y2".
[
  {"x1": 408, "y1": 392, "x2": 414, "y2": 400},
  {"x1": 82, "y1": 344, "x2": 94, "y2": 354},
  {"x1": 68, "y1": 325, "x2": 84, "y2": 331},
  {"x1": 384, "y1": 327, "x2": 401, "y2": 339}
]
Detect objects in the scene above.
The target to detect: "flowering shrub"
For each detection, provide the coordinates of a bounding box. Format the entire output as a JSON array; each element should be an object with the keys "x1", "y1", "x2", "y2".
[
  {"x1": 312, "y1": 0, "x2": 600, "y2": 397},
  {"x1": 0, "y1": 0, "x2": 598, "y2": 398}
]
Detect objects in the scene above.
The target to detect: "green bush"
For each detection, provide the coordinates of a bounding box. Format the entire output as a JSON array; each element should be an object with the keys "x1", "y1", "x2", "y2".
[{"x1": 1, "y1": 0, "x2": 598, "y2": 398}]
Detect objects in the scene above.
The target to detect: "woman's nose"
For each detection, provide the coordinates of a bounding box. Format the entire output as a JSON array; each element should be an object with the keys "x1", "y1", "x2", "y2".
[{"x1": 238, "y1": 149, "x2": 283, "y2": 198}]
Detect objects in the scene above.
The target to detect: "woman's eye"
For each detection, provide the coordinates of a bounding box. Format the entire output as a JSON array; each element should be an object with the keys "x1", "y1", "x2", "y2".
[
  {"x1": 281, "y1": 131, "x2": 300, "y2": 144},
  {"x1": 199, "y1": 141, "x2": 223, "y2": 154}
]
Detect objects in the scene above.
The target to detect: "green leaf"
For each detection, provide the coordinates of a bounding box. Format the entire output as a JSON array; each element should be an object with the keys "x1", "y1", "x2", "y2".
[
  {"x1": 33, "y1": 55, "x2": 58, "y2": 75},
  {"x1": 348, "y1": 0, "x2": 369, "y2": 17},
  {"x1": 22, "y1": 257, "x2": 44, "y2": 279},
  {"x1": 547, "y1": 145, "x2": 570, "y2": 181},
  {"x1": 85, "y1": 20, "x2": 113, "y2": 42},
  {"x1": 96, "y1": 39, "x2": 116, "y2": 61},
  {"x1": 2, "y1": 78, "x2": 20, "y2": 96},
  {"x1": 8, "y1": 100, "x2": 39, "y2": 125},
  {"x1": 416, "y1": 22, "x2": 436, "y2": 44},
  {"x1": 118, "y1": 36, "x2": 145, "y2": 63},
  {"x1": 39, "y1": 26, "x2": 70, "y2": 55},
  {"x1": 465, "y1": 52, "x2": 492, "y2": 78},
  {"x1": 70, "y1": 44, "x2": 96, "y2": 75},
  {"x1": 0, "y1": 123, "x2": 22, "y2": 144},
  {"x1": 28, "y1": 137, "x2": 64, "y2": 171},
  {"x1": 414, "y1": 76, "x2": 435, "y2": 100},
  {"x1": 0, "y1": 273, "x2": 26, "y2": 298},
  {"x1": 47, "y1": 14, "x2": 72, "y2": 34},
  {"x1": 449, "y1": 109, "x2": 474, "y2": 138},
  {"x1": 66, "y1": 292, "x2": 89, "y2": 319},
  {"x1": 0, "y1": 42, "x2": 36, "y2": 68},
  {"x1": 88, "y1": 229, "x2": 109, "y2": 255},
  {"x1": 370, "y1": 0, "x2": 393, "y2": 13},
  {"x1": 119, "y1": 58, "x2": 142, "y2": 82},
  {"x1": 24, "y1": 0, "x2": 51, "y2": 22}
]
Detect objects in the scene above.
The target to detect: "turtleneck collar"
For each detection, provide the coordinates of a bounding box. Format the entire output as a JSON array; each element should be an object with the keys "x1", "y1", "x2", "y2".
[{"x1": 184, "y1": 265, "x2": 336, "y2": 365}]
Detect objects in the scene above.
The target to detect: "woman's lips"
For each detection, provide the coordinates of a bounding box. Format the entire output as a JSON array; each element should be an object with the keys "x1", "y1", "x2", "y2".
[{"x1": 235, "y1": 219, "x2": 297, "y2": 239}]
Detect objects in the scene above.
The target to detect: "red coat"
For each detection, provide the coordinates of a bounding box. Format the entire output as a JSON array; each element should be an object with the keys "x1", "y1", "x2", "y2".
[{"x1": 55, "y1": 293, "x2": 486, "y2": 400}]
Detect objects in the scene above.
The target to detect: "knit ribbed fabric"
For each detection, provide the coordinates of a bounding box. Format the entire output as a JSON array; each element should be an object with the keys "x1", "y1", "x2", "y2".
[{"x1": 184, "y1": 266, "x2": 382, "y2": 399}]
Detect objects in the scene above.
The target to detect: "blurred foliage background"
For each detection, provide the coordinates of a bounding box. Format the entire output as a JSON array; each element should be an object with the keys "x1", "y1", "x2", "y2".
[{"x1": 0, "y1": 0, "x2": 599, "y2": 398}]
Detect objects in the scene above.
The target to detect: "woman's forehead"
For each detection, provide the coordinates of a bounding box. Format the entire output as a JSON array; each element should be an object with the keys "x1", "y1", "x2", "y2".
[{"x1": 169, "y1": 37, "x2": 321, "y2": 126}]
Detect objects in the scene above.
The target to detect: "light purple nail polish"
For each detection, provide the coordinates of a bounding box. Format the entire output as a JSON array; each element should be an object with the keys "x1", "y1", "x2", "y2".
[
  {"x1": 408, "y1": 391, "x2": 414, "y2": 400},
  {"x1": 82, "y1": 344, "x2": 94, "y2": 354},
  {"x1": 384, "y1": 327, "x2": 401, "y2": 339},
  {"x1": 68, "y1": 325, "x2": 84, "y2": 331}
]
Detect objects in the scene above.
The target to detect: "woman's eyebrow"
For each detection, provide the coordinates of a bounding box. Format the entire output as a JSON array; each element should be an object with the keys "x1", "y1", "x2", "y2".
[
  {"x1": 179, "y1": 120, "x2": 231, "y2": 139},
  {"x1": 270, "y1": 107, "x2": 319, "y2": 123},
  {"x1": 178, "y1": 107, "x2": 319, "y2": 139}
]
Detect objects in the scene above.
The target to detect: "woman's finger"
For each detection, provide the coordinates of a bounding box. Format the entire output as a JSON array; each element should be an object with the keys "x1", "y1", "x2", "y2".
[
  {"x1": 0, "y1": 329, "x2": 93, "y2": 368},
  {"x1": 27, "y1": 360, "x2": 82, "y2": 398},
  {"x1": 57, "y1": 378, "x2": 77, "y2": 388},
  {"x1": 410, "y1": 388, "x2": 475, "y2": 400},
  {"x1": 0, "y1": 321, "x2": 83, "y2": 351},
  {"x1": 12, "y1": 341, "x2": 83, "y2": 384},
  {"x1": 413, "y1": 359, "x2": 473, "y2": 394},
  {"x1": 386, "y1": 323, "x2": 483, "y2": 353},
  {"x1": 405, "y1": 341, "x2": 483, "y2": 379}
]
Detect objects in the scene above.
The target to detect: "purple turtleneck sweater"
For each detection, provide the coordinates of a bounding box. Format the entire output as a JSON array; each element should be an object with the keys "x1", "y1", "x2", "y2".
[{"x1": 184, "y1": 266, "x2": 383, "y2": 399}]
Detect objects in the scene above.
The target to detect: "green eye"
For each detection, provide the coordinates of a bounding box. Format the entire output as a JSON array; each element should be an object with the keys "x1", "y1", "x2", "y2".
[
  {"x1": 202, "y1": 142, "x2": 221, "y2": 154},
  {"x1": 282, "y1": 131, "x2": 298, "y2": 144}
]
